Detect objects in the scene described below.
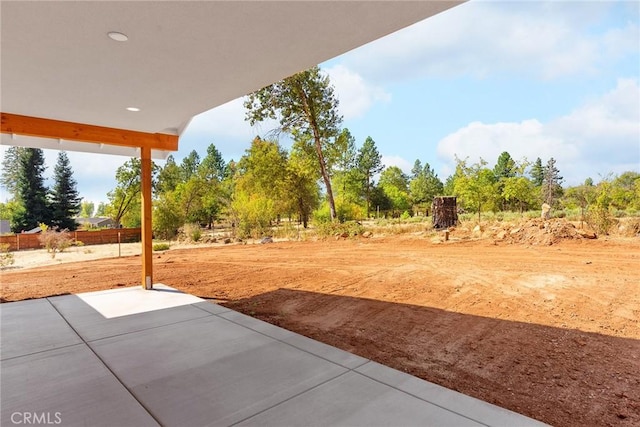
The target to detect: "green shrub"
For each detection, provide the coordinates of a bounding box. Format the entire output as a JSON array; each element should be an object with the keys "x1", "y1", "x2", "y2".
[
  {"x1": 184, "y1": 223, "x2": 202, "y2": 242},
  {"x1": 153, "y1": 243, "x2": 170, "y2": 251},
  {"x1": 314, "y1": 220, "x2": 365, "y2": 238}
]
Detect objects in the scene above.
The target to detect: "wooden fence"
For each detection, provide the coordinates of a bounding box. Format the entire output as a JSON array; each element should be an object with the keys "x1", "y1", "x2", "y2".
[{"x1": 0, "y1": 228, "x2": 141, "y2": 251}]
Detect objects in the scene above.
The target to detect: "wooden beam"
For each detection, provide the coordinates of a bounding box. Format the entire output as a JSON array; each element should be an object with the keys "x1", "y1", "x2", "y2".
[
  {"x1": 1, "y1": 112, "x2": 178, "y2": 151},
  {"x1": 140, "y1": 146, "x2": 153, "y2": 290}
]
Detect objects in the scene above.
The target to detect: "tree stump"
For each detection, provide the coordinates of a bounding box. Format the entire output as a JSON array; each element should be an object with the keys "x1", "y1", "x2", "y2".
[{"x1": 432, "y1": 197, "x2": 458, "y2": 229}]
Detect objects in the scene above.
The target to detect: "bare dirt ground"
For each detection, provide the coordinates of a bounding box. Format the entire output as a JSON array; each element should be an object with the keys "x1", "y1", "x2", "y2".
[{"x1": 2, "y1": 227, "x2": 639, "y2": 427}]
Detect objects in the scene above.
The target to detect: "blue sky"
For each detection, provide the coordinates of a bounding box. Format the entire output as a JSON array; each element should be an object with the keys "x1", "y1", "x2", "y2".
[{"x1": 3, "y1": 0, "x2": 639, "y2": 205}]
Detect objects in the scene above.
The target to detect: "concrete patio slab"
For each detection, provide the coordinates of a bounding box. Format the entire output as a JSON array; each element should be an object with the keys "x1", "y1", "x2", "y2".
[
  {"x1": 1, "y1": 344, "x2": 158, "y2": 426},
  {"x1": 236, "y1": 370, "x2": 483, "y2": 427},
  {"x1": 356, "y1": 360, "x2": 547, "y2": 426},
  {"x1": 76, "y1": 284, "x2": 204, "y2": 318},
  {"x1": 49, "y1": 293, "x2": 210, "y2": 342},
  {"x1": 0, "y1": 299, "x2": 82, "y2": 360},
  {"x1": 0, "y1": 285, "x2": 549, "y2": 427},
  {"x1": 90, "y1": 315, "x2": 348, "y2": 426}
]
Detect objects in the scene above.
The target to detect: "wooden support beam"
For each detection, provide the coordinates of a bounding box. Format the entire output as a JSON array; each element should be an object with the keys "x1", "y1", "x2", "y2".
[
  {"x1": 1, "y1": 113, "x2": 178, "y2": 151},
  {"x1": 140, "y1": 146, "x2": 153, "y2": 289}
]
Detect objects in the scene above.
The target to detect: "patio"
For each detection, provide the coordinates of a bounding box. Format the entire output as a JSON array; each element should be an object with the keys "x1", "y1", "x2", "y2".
[{"x1": 1, "y1": 285, "x2": 547, "y2": 426}]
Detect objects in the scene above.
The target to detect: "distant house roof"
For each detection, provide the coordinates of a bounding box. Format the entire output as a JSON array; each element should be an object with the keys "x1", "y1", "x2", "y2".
[
  {"x1": 75, "y1": 217, "x2": 115, "y2": 227},
  {"x1": 24, "y1": 226, "x2": 43, "y2": 234},
  {"x1": 0, "y1": 220, "x2": 10, "y2": 234}
]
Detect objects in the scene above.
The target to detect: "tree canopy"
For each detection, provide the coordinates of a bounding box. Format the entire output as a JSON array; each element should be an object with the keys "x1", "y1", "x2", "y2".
[{"x1": 245, "y1": 66, "x2": 342, "y2": 220}]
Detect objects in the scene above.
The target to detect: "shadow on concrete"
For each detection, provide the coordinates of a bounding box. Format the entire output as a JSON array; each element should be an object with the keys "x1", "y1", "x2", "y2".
[{"x1": 224, "y1": 288, "x2": 640, "y2": 427}]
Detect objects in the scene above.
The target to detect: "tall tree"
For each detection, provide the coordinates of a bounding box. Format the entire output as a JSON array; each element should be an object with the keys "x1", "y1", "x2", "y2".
[
  {"x1": 157, "y1": 155, "x2": 182, "y2": 194},
  {"x1": 356, "y1": 136, "x2": 384, "y2": 217},
  {"x1": 245, "y1": 66, "x2": 342, "y2": 220},
  {"x1": 106, "y1": 158, "x2": 158, "y2": 227},
  {"x1": 195, "y1": 143, "x2": 227, "y2": 228},
  {"x1": 287, "y1": 140, "x2": 321, "y2": 227},
  {"x1": 80, "y1": 201, "x2": 95, "y2": 218},
  {"x1": 11, "y1": 148, "x2": 50, "y2": 232},
  {"x1": 542, "y1": 157, "x2": 563, "y2": 207},
  {"x1": 502, "y1": 176, "x2": 536, "y2": 213},
  {"x1": 493, "y1": 152, "x2": 518, "y2": 211},
  {"x1": 95, "y1": 202, "x2": 107, "y2": 217},
  {"x1": 411, "y1": 159, "x2": 423, "y2": 180},
  {"x1": 493, "y1": 151, "x2": 516, "y2": 179},
  {"x1": 180, "y1": 150, "x2": 200, "y2": 182},
  {"x1": 379, "y1": 166, "x2": 411, "y2": 215},
  {"x1": 50, "y1": 151, "x2": 82, "y2": 230},
  {"x1": 1, "y1": 146, "x2": 27, "y2": 198},
  {"x1": 452, "y1": 158, "x2": 497, "y2": 222},
  {"x1": 199, "y1": 143, "x2": 226, "y2": 182},
  {"x1": 409, "y1": 160, "x2": 443, "y2": 213},
  {"x1": 530, "y1": 157, "x2": 545, "y2": 187},
  {"x1": 231, "y1": 137, "x2": 289, "y2": 236}
]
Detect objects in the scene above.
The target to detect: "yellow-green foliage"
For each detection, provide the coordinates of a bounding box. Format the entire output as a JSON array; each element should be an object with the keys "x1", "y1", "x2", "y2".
[
  {"x1": 152, "y1": 243, "x2": 170, "y2": 251},
  {"x1": 183, "y1": 223, "x2": 202, "y2": 242},
  {"x1": 0, "y1": 243, "x2": 15, "y2": 268},
  {"x1": 314, "y1": 220, "x2": 365, "y2": 238},
  {"x1": 231, "y1": 192, "x2": 276, "y2": 238}
]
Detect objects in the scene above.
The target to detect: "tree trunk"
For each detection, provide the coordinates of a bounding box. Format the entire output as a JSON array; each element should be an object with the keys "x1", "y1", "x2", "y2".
[
  {"x1": 314, "y1": 138, "x2": 336, "y2": 221},
  {"x1": 365, "y1": 174, "x2": 370, "y2": 218},
  {"x1": 431, "y1": 197, "x2": 458, "y2": 229},
  {"x1": 297, "y1": 86, "x2": 336, "y2": 221}
]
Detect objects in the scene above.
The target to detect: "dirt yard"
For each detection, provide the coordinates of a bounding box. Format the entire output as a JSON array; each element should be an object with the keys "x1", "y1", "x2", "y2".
[{"x1": 2, "y1": 227, "x2": 639, "y2": 427}]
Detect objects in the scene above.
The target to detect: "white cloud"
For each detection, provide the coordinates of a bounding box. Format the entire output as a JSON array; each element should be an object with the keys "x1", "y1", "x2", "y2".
[
  {"x1": 325, "y1": 65, "x2": 391, "y2": 120},
  {"x1": 184, "y1": 98, "x2": 263, "y2": 140},
  {"x1": 340, "y1": 1, "x2": 638, "y2": 82},
  {"x1": 436, "y1": 79, "x2": 640, "y2": 184},
  {"x1": 381, "y1": 155, "x2": 413, "y2": 175}
]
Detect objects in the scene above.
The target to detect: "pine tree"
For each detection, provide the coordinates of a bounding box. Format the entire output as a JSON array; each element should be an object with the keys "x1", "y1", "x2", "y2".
[
  {"x1": 180, "y1": 150, "x2": 200, "y2": 181},
  {"x1": 50, "y1": 151, "x2": 82, "y2": 230},
  {"x1": 356, "y1": 136, "x2": 384, "y2": 217},
  {"x1": 1, "y1": 146, "x2": 27, "y2": 198},
  {"x1": 530, "y1": 157, "x2": 545, "y2": 187},
  {"x1": 493, "y1": 151, "x2": 516, "y2": 179},
  {"x1": 11, "y1": 148, "x2": 50, "y2": 232},
  {"x1": 542, "y1": 157, "x2": 563, "y2": 207},
  {"x1": 199, "y1": 143, "x2": 226, "y2": 181}
]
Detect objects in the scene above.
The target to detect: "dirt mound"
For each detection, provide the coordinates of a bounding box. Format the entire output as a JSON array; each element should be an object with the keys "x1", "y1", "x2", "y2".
[{"x1": 493, "y1": 218, "x2": 593, "y2": 245}]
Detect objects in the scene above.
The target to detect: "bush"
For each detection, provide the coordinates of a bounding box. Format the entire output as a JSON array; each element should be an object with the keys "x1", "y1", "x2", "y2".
[
  {"x1": 231, "y1": 193, "x2": 276, "y2": 239},
  {"x1": 183, "y1": 223, "x2": 202, "y2": 242},
  {"x1": 272, "y1": 222, "x2": 300, "y2": 240},
  {"x1": 38, "y1": 227, "x2": 71, "y2": 258},
  {"x1": 0, "y1": 243, "x2": 15, "y2": 268},
  {"x1": 314, "y1": 220, "x2": 365, "y2": 238},
  {"x1": 153, "y1": 243, "x2": 170, "y2": 251}
]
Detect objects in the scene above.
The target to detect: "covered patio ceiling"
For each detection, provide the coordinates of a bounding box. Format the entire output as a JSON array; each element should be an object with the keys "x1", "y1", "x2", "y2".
[
  {"x1": 1, "y1": 0, "x2": 462, "y2": 157},
  {"x1": 1, "y1": 0, "x2": 464, "y2": 288}
]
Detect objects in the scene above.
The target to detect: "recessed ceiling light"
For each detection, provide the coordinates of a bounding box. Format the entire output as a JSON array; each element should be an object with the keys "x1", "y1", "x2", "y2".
[
  {"x1": 108, "y1": 31, "x2": 128, "y2": 42},
  {"x1": 126, "y1": 107, "x2": 140, "y2": 112}
]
